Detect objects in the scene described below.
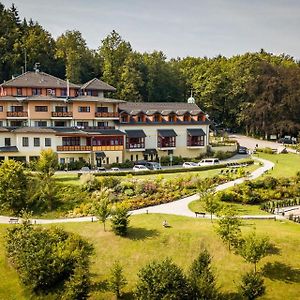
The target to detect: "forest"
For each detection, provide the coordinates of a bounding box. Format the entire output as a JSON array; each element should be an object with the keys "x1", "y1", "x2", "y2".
[{"x1": 1, "y1": 2, "x2": 300, "y2": 137}]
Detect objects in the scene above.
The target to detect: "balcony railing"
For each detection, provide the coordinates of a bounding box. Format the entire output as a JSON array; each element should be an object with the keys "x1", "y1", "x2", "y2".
[
  {"x1": 126, "y1": 143, "x2": 145, "y2": 149},
  {"x1": 57, "y1": 145, "x2": 91, "y2": 151},
  {"x1": 95, "y1": 112, "x2": 119, "y2": 118},
  {"x1": 52, "y1": 112, "x2": 73, "y2": 117},
  {"x1": 7, "y1": 111, "x2": 28, "y2": 117},
  {"x1": 92, "y1": 145, "x2": 124, "y2": 151}
]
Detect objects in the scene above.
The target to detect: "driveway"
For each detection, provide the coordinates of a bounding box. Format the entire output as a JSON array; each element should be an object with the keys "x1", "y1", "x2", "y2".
[{"x1": 230, "y1": 134, "x2": 296, "y2": 153}]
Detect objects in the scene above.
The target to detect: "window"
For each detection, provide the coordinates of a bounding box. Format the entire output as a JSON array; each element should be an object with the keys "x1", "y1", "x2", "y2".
[
  {"x1": 0, "y1": 106, "x2": 3, "y2": 112},
  {"x1": 78, "y1": 106, "x2": 90, "y2": 112},
  {"x1": 169, "y1": 115, "x2": 176, "y2": 122},
  {"x1": 10, "y1": 121, "x2": 23, "y2": 127},
  {"x1": 97, "y1": 122, "x2": 108, "y2": 127},
  {"x1": 35, "y1": 106, "x2": 48, "y2": 112},
  {"x1": 5, "y1": 138, "x2": 11, "y2": 146},
  {"x1": 62, "y1": 137, "x2": 80, "y2": 146},
  {"x1": 106, "y1": 157, "x2": 109, "y2": 164},
  {"x1": 183, "y1": 114, "x2": 190, "y2": 122},
  {"x1": 45, "y1": 138, "x2": 51, "y2": 147},
  {"x1": 97, "y1": 107, "x2": 108, "y2": 113},
  {"x1": 47, "y1": 89, "x2": 55, "y2": 96},
  {"x1": 34, "y1": 121, "x2": 47, "y2": 127},
  {"x1": 55, "y1": 106, "x2": 68, "y2": 113},
  {"x1": 22, "y1": 137, "x2": 29, "y2": 147},
  {"x1": 61, "y1": 89, "x2": 67, "y2": 97},
  {"x1": 69, "y1": 157, "x2": 75, "y2": 163},
  {"x1": 0, "y1": 121, "x2": 2, "y2": 127},
  {"x1": 77, "y1": 122, "x2": 89, "y2": 128},
  {"x1": 32, "y1": 88, "x2": 41, "y2": 96},
  {"x1": 54, "y1": 121, "x2": 66, "y2": 127},
  {"x1": 60, "y1": 158, "x2": 65, "y2": 164},
  {"x1": 11, "y1": 106, "x2": 23, "y2": 112},
  {"x1": 137, "y1": 116, "x2": 143, "y2": 123},
  {"x1": 121, "y1": 116, "x2": 128, "y2": 123},
  {"x1": 154, "y1": 114, "x2": 160, "y2": 122},
  {"x1": 17, "y1": 88, "x2": 22, "y2": 96},
  {"x1": 116, "y1": 156, "x2": 119, "y2": 163},
  {"x1": 34, "y1": 138, "x2": 40, "y2": 147},
  {"x1": 130, "y1": 155, "x2": 133, "y2": 161}
]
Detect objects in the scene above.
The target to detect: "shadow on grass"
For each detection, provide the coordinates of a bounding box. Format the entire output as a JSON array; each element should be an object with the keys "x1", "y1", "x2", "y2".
[
  {"x1": 262, "y1": 262, "x2": 300, "y2": 283},
  {"x1": 127, "y1": 227, "x2": 159, "y2": 240},
  {"x1": 219, "y1": 292, "x2": 243, "y2": 300}
]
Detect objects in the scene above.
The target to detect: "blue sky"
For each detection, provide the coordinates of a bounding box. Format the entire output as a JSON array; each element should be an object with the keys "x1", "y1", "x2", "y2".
[{"x1": 2, "y1": 0, "x2": 300, "y2": 59}]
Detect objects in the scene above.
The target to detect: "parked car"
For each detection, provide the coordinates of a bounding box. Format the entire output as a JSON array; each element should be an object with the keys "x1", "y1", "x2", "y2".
[
  {"x1": 238, "y1": 146, "x2": 248, "y2": 154},
  {"x1": 110, "y1": 167, "x2": 120, "y2": 172},
  {"x1": 182, "y1": 162, "x2": 198, "y2": 168},
  {"x1": 134, "y1": 160, "x2": 162, "y2": 170},
  {"x1": 133, "y1": 165, "x2": 149, "y2": 172},
  {"x1": 97, "y1": 167, "x2": 106, "y2": 172},
  {"x1": 80, "y1": 166, "x2": 90, "y2": 172},
  {"x1": 277, "y1": 138, "x2": 296, "y2": 145},
  {"x1": 198, "y1": 158, "x2": 220, "y2": 166}
]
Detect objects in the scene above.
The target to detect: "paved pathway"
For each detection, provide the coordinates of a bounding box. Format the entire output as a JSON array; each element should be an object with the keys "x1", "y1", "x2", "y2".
[{"x1": 0, "y1": 157, "x2": 281, "y2": 224}]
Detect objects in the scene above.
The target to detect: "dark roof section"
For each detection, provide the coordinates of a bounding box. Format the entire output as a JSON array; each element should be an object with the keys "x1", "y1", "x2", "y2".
[
  {"x1": 53, "y1": 127, "x2": 125, "y2": 136},
  {"x1": 12, "y1": 127, "x2": 56, "y2": 134},
  {"x1": 73, "y1": 96, "x2": 125, "y2": 103},
  {"x1": 157, "y1": 129, "x2": 177, "y2": 137},
  {"x1": 119, "y1": 102, "x2": 203, "y2": 115},
  {"x1": 1, "y1": 71, "x2": 80, "y2": 88},
  {"x1": 0, "y1": 146, "x2": 18, "y2": 152},
  {"x1": 81, "y1": 78, "x2": 116, "y2": 92},
  {"x1": 187, "y1": 128, "x2": 206, "y2": 136},
  {"x1": 125, "y1": 130, "x2": 146, "y2": 138}
]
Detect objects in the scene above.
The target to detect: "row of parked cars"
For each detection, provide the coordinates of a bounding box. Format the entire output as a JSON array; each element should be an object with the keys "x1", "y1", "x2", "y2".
[{"x1": 182, "y1": 158, "x2": 220, "y2": 168}]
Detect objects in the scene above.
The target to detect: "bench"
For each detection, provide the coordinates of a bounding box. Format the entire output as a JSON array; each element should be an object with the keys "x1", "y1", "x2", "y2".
[
  {"x1": 195, "y1": 212, "x2": 206, "y2": 218},
  {"x1": 9, "y1": 218, "x2": 19, "y2": 224}
]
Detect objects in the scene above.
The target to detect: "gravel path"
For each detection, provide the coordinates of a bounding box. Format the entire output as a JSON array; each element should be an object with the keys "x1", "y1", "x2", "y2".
[{"x1": 0, "y1": 157, "x2": 280, "y2": 224}]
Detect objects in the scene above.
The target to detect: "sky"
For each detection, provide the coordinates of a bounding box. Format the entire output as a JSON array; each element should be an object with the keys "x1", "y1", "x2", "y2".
[{"x1": 2, "y1": 0, "x2": 300, "y2": 59}]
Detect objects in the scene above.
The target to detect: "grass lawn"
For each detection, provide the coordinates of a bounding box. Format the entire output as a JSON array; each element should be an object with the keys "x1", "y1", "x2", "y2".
[
  {"x1": 188, "y1": 199, "x2": 270, "y2": 216},
  {"x1": 1, "y1": 215, "x2": 299, "y2": 299},
  {"x1": 254, "y1": 153, "x2": 300, "y2": 178}
]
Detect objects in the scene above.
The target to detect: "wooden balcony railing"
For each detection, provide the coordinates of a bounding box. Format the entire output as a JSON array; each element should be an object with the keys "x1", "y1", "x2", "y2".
[
  {"x1": 7, "y1": 111, "x2": 28, "y2": 117},
  {"x1": 52, "y1": 112, "x2": 73, "y2": 117},
  {"x1": 92, "y1": 145, "x2": 124, "y2": 151},
  {"x1": 95, "y1": 112, "x2": 119, "y2": 118},
  {"x1": 57, "y1": 145, "x2": 91, "y2": 151}
]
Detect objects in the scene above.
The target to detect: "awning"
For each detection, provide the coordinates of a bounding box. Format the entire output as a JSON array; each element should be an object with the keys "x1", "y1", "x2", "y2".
[
  {"x1": 0, "y1": 146, "x2": 19, "y2": 152},
  {"x1": 187, "y1": 128, "x2": 206, "y2": 136},
  {"x1": 144, "y1": 149, "x2": 157, "y2": 155},
  {"x1": 157, "y1": 129, "x2": 177, "y2": 137},
  {"x1": 95, "y1": 151, "x2": 106, "y2": 158},
  {"x1": 125, "y1": 130, "x2": 146, "y2": 138}
]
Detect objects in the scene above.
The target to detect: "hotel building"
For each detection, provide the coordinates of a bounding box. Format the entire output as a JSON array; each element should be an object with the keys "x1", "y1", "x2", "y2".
[{"x1": 0, "y1": 71, "x2": 210, "y2": 166}]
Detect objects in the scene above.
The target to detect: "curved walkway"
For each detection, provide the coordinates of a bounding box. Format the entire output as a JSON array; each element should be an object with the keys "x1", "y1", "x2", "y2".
[{"x1": 0, "y1": 157, "x2": 279, "y2": 224}]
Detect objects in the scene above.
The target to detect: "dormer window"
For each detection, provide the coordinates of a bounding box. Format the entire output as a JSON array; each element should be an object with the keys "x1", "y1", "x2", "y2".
[
  {"x1": 154, "y1": 114, "x2": 160, "y2": 122},
  {"x1": 32, "y1": 88, "x2": 41, "y2": 96},
  {"x1": 121, "y1": 115, "x2": 129, "y2": 123},
  {"x1": 17, "y1": 88, "x2": 22, "y2": 96},
  {"x1": 183, "y1": 114, "x2": 190, "y2": 122},
  {"x1": 169, "y1": 115, "x2": 176, "y2": 122}
]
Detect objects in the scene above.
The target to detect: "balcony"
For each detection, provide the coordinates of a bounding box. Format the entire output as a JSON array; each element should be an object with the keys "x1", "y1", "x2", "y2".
[
  {"x1": 51, "y1": 112, "x2": 73, "y2": 118},
  {"x1": 95, "y1": 112, "x2": 119, "y2": 118},
  {"x1": 7, "y1": 111, "x2": 28, "y2": 118},
  {"x1": 126, "y1": 143, "x2": 145, "y2": 152},
  {"x1": 92, "y1": 145, "x2": 124, "y2": 151},
  {"x1": 57, "y1": 145, "x2": 91, "y2": 152}
]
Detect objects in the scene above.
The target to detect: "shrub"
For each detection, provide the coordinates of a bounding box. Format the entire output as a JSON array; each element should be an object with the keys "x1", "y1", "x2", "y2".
[
  {"x1": 239, "y1": 271, "x2": 266, "y2": 300},
  {"x1": 135, "y1": 258, "x2": 190, "y2": 299},
  {"x1": 109, "y1": 261, "x2": 127, "y2": 298},
  {"x1": 80, "y1": 173, "x2": 99, "y2": 191},
  {"x1": 111, "y1": 206, "x2": 130, "y2": 236},
  {"x1": 6, "y1": 224, "x2": 93, "y2": 298}
]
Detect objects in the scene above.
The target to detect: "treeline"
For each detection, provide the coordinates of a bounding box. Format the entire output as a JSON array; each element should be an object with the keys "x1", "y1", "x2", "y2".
[{"x1": 1, "y1": 2, "x2": 300, "y2": 137}]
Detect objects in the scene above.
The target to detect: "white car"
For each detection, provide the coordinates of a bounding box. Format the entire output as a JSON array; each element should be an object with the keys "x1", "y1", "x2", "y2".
[
  {"x1": 182, "y1": 162, "x2": 198, "y2": 168},
  {"x1": 133, "y1": 165, "x2": 149, "y2": 172},
  {"x1": 198, "y1": 158, "x2": 220, "y2": 166},
  {"x1": 110, "y1": 167, "x2": 120, "y2": 172}
]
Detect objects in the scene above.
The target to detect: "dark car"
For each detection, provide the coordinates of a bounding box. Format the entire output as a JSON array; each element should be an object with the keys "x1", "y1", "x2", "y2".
[
  {"x1": 238, "y1": 146, "x2": 248, "y2": 154},
  {"x1": 277, "y1": 138, "x2": 296, "y2": 145}
]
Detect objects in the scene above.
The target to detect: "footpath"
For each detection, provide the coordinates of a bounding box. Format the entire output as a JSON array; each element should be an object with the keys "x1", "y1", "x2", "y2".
[{"x1": 0, "y1": 157, "x2": 283, "y2": 224}]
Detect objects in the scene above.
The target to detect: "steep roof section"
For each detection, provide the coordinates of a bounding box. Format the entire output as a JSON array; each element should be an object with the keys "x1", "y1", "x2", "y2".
[
  {"x1": 81, "y1": 78, "x2": 116, "y2": 92},
  {"x1": 0, "y1": 71, "x2": 80, "y2": 88},
  {"x1": 119, "y1": 102, "x2": 203, "y2": 115}
]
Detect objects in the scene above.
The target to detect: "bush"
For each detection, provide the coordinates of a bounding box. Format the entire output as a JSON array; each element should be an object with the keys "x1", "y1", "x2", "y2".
[
  {"x1": 109, "y1": 261, "x2": 127, "y2": 298},
  {"x1": 239, "y1": 271, "x2": 266, "y2": 300},
  {"x1": 135, "y1": 258, "x2": 190, "y2": 299},
  {"x1": 111, "y1": 159, "x2": 135, "y2": 169},
  {"x1": 80, "y1": 173, "x2": 100, "y2": 191},
  {"x1": 213, "y1": 150, "x2": 236, "y2": 160},
  {"x1": 6, "y1": 224, "x2": 93, "y2": 298},
  {"x1": 111, "y1": 206, "x2": 130, "y2": 236}
]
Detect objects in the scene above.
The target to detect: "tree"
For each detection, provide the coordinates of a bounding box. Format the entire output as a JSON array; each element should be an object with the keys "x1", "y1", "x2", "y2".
[
  {"x1": 188, "y1": 249, "x2": 218, "y2": 299},
  {"x1": 0, "y1": 159, "x2": 27, "y2": 213},
  {"x1": 239, "y1": 271, "x2": 266, "y2": 300},
  {"x1": 135, "y1": 258, "x2": 190, "y2": 299},
  {"x1": 93, "y1": 189, "x2": 112, "y2": 231},
  {"x1": 111, "y1": 206, "x2": 130, "y2": 236},
  {"x1": 216, "y1": 207, "x2": 242, "y2": 251},
  {"x1": 109, "y1": 261, "x2": 127, "y2": 298},
  {"x1": 6, "y1": 224, "x2": 94, "y2": 298},
  {"x1": 237, "y1": 232, "x2": 273, "y2": 272},
  {"x1": 202, "y1": 193, "x2": 221, "y2": 221},
  {"x1": 36, "y1": 149, "x2": 58, "y2": 178}
]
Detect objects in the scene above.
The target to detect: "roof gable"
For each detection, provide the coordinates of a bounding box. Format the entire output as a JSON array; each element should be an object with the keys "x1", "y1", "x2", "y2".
[{"x1": 81, "y1": 78, "x2": 116, "y2": 91}]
